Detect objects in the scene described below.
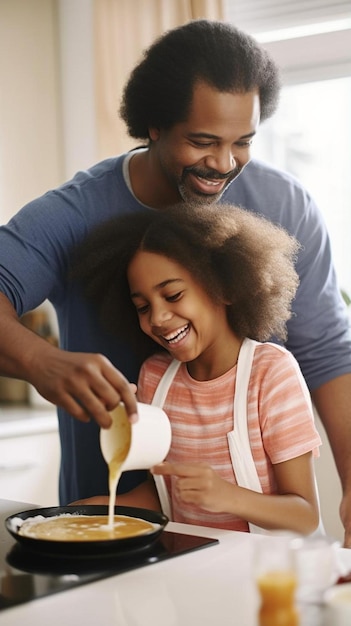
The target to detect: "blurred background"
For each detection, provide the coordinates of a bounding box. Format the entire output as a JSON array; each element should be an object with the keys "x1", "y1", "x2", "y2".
[
  {"x1": 0, "y1": 0, "x2": 350, "y2": 539},
  {"x1": 1, "y1": 0, "x2": 350, "y2": 298}
]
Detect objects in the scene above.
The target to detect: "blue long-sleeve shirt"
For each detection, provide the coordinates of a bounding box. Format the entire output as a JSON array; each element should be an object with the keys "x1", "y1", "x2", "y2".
[{"x1": 0, "y1": 154, "x2": 350, "y2": 504}]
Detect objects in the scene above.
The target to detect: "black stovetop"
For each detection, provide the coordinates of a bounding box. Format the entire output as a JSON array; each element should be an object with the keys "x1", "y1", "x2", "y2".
[{"x1": 0, "y1": 505, "x2": 218, "y2": 613}]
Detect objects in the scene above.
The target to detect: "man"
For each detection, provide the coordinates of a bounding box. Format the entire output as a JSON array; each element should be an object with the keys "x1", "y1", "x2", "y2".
[{"x1": 0, "y1": 20, "x2": 350, "y2": 543}]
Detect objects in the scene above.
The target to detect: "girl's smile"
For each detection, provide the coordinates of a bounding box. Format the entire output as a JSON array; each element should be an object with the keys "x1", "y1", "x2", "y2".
[{"x1": 162, "y1": 323, "x2": 191, "y2": 345}]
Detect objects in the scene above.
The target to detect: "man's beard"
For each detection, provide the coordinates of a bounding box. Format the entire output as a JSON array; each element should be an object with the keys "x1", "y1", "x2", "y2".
[{"x1": 178, "y1": 164, "x2": 243, "y2": 204}]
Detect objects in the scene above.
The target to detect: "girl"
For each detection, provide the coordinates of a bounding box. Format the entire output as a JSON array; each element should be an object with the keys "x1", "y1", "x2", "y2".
[{"x1": 72, "y1": 203, "x2": 321, "y2": 534}]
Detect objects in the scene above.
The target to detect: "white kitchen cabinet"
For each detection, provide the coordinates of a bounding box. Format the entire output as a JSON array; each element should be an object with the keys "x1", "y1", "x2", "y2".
[{"x1": 0, "y1": 407, "x2": 60, "y2": 507}]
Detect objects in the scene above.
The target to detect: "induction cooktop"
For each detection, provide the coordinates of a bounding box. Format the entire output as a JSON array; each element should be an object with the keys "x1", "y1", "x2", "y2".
[{"x1": 0, "y1": 506, "x2": 218, "y2": 612}]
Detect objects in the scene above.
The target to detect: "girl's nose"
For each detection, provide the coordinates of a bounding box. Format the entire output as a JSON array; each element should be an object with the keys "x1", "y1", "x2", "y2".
[{"x1": 150, "y1": 305, "x2": 172, "y2": 327}]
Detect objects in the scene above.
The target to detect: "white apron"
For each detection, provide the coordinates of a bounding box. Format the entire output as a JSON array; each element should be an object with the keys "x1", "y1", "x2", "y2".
[{"x1": 151, "y1": 337, "x2": 323, "y2": 535}]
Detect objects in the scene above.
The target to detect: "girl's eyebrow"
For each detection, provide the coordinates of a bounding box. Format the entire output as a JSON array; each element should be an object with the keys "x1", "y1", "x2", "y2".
[{"x1": 130, "y1": 278, "x2": 184, "y2": 299}]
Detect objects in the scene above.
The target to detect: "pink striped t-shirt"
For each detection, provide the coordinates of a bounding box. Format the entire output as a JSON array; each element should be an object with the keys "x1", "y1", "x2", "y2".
[{"x1": 137, "y1": 342, "x2": 322, "y2": 532}]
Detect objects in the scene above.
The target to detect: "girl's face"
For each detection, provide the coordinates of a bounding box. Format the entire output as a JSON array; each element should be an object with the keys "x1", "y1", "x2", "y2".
[{"x1": 127, "y1": 250, "x2": 235, "y2": 372}]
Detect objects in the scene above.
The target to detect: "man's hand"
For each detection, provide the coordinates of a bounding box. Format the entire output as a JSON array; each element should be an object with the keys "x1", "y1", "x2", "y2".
[
  {"x1": 0, "y1": 294, "x2": 138, "y2": 427},
  {"x1": 28, "y1": 342, "x2": 138, "y2": 428}
]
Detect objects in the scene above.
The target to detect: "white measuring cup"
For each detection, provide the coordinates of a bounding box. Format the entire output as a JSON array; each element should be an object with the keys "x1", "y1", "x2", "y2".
[{"x1": 100, "y1": 402, "x2": 172, "y2": 472}]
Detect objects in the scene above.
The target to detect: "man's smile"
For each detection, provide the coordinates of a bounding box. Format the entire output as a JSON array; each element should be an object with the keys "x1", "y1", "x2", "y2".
[{"x1": 183, "y1": 166, "x2": 242, "y2": 197}]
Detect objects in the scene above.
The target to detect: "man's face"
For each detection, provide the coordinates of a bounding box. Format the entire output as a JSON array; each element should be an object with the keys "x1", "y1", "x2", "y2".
[{"x1": 149, "y1": 82, "x2": 260, "y2": 206}]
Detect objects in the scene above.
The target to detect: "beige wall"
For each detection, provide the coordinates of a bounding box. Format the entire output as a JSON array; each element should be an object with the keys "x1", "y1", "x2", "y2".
[{"x1": 0, "y1": 0, "x2": 63, "y2": 223}]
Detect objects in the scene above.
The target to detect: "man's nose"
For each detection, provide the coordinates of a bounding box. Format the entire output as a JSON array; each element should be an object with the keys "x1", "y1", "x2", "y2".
[{"x1": 205, "y1": 147, "x2": 236, "y2": 175}]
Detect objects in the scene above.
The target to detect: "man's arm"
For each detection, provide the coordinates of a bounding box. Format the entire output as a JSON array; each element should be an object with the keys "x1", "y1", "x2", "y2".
[
  {"x1": 0, "y1": 293, "x2": 138, "y2": 426},
  {"x1": 312, "y1": 373, "x2": 351, "y2": 547}
]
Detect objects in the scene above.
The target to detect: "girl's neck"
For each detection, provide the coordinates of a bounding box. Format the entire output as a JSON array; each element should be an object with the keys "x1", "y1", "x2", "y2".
[{"x1": 186, "y1": 334, "x2": 243, "y2": 381}]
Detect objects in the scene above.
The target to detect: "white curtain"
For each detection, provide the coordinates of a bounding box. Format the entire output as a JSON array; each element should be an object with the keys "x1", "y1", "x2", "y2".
[{"x1": 93, "y1": 0, "x2": 224, "y2": 159}]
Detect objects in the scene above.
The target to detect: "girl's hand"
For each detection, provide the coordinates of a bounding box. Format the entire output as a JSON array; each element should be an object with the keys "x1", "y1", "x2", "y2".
[{"x1": 152, "y1": 461, "x2": 233, "y2": 513}]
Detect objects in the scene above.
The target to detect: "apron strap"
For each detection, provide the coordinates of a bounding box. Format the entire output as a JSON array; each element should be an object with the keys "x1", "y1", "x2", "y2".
[
  {"x1": 151, "y1": 360, "x2": 181, "y2": 520},
  {"x1": 227, "y1": 337, "x2": 264, "y2": 534},
  {"x1": 228, "y1": 337, "x2": 262, "y2": 494}
]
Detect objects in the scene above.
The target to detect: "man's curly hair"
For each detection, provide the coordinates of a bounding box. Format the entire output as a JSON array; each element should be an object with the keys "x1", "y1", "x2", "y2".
[
  {"x1": 71, "y1": 203, "x2": 300, "y2": 361},
  {"x1": 120, "y1": 19, "x2": 280, "y2": 140}
]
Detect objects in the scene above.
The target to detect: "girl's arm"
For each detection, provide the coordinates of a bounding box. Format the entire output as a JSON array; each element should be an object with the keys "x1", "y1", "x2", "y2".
[
  {"x1": 152, "y1": 452, "x2": 319, "y2": 534},
  {"x1": 230, "y1": 452, "x2": 319, "y2": 533}
]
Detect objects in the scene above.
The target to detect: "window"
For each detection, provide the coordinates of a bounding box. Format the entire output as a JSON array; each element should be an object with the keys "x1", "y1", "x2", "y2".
[
  {"x1": 254, "y1": 77, "x2": 351, "y2": 298},
  {"x1": 224, "y1": 0, "x2": 351, "y2": 299},
  {"x1": 224, "y1": 0, "x2": 351, "y2": 40}
]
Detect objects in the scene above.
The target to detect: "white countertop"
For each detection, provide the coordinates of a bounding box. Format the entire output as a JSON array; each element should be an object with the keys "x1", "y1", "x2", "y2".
[{"x1": 1, "y1": 499, "x2": 351, "y2": 626}]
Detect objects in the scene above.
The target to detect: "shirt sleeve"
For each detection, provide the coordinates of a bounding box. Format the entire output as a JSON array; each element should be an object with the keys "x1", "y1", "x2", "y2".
[
  {"x1": 137, "y1": 354, "x2": 169, "y2": 404},
  {"x1": 136, "y1": 361, "x2": 151, "y2": 403},
  {"x1": 257, "y1": 348, "x2": 322, "y2": 464},
  {"x1": 0, "y1": 157, "x2": 131, "y2": 316},
  {"x1": 284, "y1": 193, "x2": 351, "y2": 391},
  {"x1": 0, "y1": 186, "x2": 92, "y2": 315}
]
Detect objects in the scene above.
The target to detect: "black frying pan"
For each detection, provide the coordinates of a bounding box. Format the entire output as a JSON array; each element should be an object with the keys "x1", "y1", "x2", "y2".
[{"x1": 5, "y1": 505, "x2": 168, "y2": 558}]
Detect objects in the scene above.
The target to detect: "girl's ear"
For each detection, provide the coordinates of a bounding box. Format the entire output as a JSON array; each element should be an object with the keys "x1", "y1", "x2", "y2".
[
  {"x1": 221, "y1": 294, "x2": 232, "y2": 306},
  {"x1": 149, "y1": 127, "x2": 160, "y2": 141}
]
